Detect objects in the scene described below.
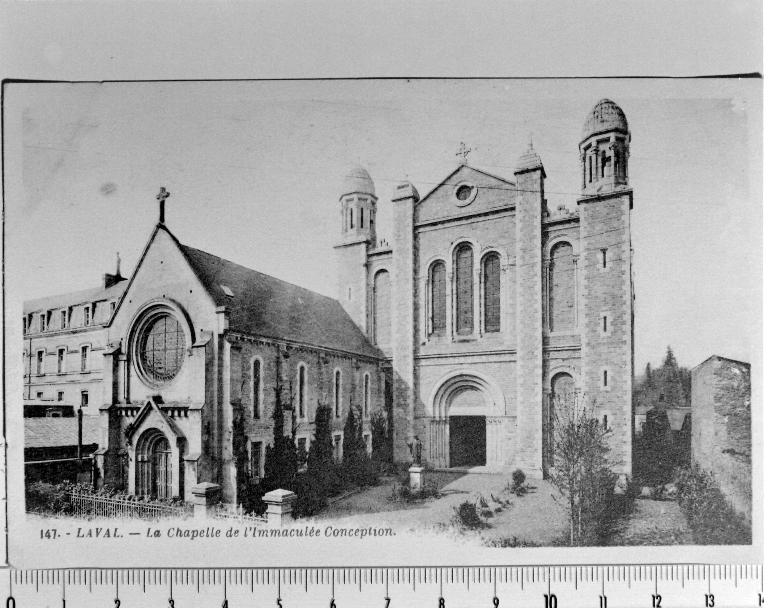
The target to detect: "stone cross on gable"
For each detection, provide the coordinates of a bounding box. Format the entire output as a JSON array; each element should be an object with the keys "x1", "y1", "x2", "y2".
[
  {"x1": 456, "y1": 141, "x2": 472, "y2": 164},
  {"x1": 156, "y1": 186, "x2": 170, "y2": 224}
]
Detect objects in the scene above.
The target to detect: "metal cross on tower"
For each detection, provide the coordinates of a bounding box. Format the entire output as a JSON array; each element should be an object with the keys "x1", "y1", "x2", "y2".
[
  {"x1": 156, "y1": 187, "x2": 170, "y2": 224},
  {"x1": 456, "y1": 141, "x2": 472, "y2": 164}
]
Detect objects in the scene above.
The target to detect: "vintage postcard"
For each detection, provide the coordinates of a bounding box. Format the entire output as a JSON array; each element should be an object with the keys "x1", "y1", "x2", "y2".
[{"x1": 2, "y1": 77, "x2": 761, "y2": 568}]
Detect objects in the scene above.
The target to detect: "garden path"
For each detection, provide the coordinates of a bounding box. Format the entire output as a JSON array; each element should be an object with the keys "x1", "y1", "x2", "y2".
[{"x1": 607, "y1": 498, "x2": 694, "y2": 545}]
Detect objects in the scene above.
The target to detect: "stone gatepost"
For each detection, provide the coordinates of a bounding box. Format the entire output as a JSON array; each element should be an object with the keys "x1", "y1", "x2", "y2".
[
  {"x1": 409, "y1": 465, "x2": 425, "y2": 492},
  {"x1": 191, "y1": 482, "x2": 221, "y2": 520},
  {"x1": 263, "y1": 489, "x2": 297, "y2": 528}
]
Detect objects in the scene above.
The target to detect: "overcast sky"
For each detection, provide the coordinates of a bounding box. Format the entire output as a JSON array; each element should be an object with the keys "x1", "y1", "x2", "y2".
[{"x1": 4, "y1": 78, "x2": 761, "y2": 370}]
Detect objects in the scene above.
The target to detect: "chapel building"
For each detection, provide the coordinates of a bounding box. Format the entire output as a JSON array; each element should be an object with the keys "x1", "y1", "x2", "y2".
[{"x1": 22, "y1": 99, "x2": 635, "y2": 504}]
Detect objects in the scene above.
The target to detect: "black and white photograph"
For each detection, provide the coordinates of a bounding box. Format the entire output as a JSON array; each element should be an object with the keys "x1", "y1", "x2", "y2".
[{"x1": 4, "y1": 77, "x2": 760, "y2": 569}]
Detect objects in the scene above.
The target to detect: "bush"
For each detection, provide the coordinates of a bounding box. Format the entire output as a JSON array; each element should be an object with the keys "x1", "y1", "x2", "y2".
[
  {"x1": 452, "y1": 500, "x2": 489, "y2": 530},
  {"x1": 512, "y1": 469, "x2": 526, "y2": 488},
  {"x1": 390, "y1": 480, "x2": 441, "y2": 502},
  {"x1": 26, "y1": 481, "x2": 73, "y2": 515},
  {"x1": 676, "y1": 465, "x2": 750, "y2": 545},
  {"x1": 292, "y1": 473, "x2": 328, "y2": 518}
]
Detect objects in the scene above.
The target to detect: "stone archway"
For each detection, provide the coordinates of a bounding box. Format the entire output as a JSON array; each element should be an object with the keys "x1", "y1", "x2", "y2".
[{"x1": 426, "y1": 371, "x2": 505, "y2": 469}]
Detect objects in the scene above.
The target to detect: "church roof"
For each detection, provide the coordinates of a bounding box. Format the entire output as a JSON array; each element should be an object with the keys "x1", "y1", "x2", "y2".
[{"x1": 179, "y1": 243, "x2": 382, "y2": 359}]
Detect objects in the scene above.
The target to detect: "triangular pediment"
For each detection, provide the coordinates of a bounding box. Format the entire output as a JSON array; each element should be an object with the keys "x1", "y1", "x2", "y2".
[
  {"x1": 415, "y1": 165, "x2": 517, "y2": 225},
  {"x1": 125, "y1": 396, "x2": 184, "y2": 445}
]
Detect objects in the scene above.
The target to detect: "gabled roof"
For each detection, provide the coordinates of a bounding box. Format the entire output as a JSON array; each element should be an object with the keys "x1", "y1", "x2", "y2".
[
  {"x1": 417, "y1": 164, "x2": 516, "y2": 206},
  {"x1": 179, "y1": 244, "x2": 382, "y2": 359},
  {"x1": 24, "y1": 281, "x2": 127, "y2": 315},
  {"x1": 24, "y1": 416, "x2": 100, "y2": 449}
]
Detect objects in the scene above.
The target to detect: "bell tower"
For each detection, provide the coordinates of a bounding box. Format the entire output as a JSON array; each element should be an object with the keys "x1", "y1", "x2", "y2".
[
  {"x1": 334, "y1": 165, "x2": 377, "y2": 332},
  {"x1": 577, "y1": 99, "x2": 634, "y2": 475},
  {"x1": 579, "y1": 99, "x2": 631, "y2": 195}
]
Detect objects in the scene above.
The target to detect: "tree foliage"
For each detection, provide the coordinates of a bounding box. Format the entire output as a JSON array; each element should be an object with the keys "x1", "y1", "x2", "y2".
[{"x1": 550, "y1": 392, "x2": 618, "y2": 546}]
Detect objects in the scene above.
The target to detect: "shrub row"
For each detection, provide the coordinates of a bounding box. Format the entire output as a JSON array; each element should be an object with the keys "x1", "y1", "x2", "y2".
[{"x1": 676, "y1": 465, "x2": 750, "y2": 545}]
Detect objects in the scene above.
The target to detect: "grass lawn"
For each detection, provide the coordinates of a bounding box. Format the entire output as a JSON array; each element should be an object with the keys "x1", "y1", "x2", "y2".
[{"x1": 315, "y1": 471, "x2": 569, "y2": 547}]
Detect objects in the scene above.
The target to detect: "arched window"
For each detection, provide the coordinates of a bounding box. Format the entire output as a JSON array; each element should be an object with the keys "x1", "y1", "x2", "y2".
[
  {"x1": 549, "y1": 242, "x2": 575, "y2": 332},
  {"x1": 373, "y1": 270, "x2": 391, "y2": 346},
  {"x1": 455, "y1": 243, "x2": 474, "y2": 335},
  {"x1": 363, "y1": 373, "x2": 370, "y2": 418},
  {"x1": 429, "y1": 261, "x2": 446, "y2": 336},
  {"x1": 296, "y1": 363, "x2": 307, "y2": 418},
  {"x1": 483, "y1": 253, "x2": 501, "y2": 333},
  {"x1": 252, "y1": 358, "x2": 262, "y2": 419},
  {"x1": 334, "y1": 369, "x2": 342, "y2": 418}
]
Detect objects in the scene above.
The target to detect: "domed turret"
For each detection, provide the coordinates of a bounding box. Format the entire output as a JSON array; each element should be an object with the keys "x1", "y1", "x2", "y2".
[
  {"x1": 338, "y1": 164, "x2": 377, "y2": 245},
  {"x1": 581, "y1": 99, "x2": 629, "y2": 142},
  {"x1": 579, "y1": 99, "x2": 630, "y2": 195},
  {"x1": 341, "y1": 165, "x2": 376, "y2": 198}
]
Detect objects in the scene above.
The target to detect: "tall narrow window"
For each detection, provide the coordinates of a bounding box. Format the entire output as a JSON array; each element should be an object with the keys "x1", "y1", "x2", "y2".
[
  {"x1": 603, "y1": 370, "x2": 608, "y2": 387},
  {"x1": 57, "y1": 391, "x2": 64, "y2": 402},
  {"x1": 36, "y1": 351, "x2": 44, "y2": 375},
  {"x1": 80, "y1": 345, "x2": 89, "y2": 372},
  {"x1": 57, "y1": 348, "x2": 65, "y2": 374},
  {"x1": 252, "y1": 358, "x2": 262, "y2": 419},
  {"x1": 359, "y1": 207, "x2": 364, "y2": 228},
  {"x1": 549, "y1": 242, "x2": 575, "y2": 332},
  {"x1": 80, "y1": 391, "x2": 89, "y2": 408},
  {"x1": 250, "y1": 441, "x2": 263, "y2": 479},
  {"x1": 349, "y1": 208, "x2": 354, "y2": 229},
  {"x1": 22, "y1": 317, "x2": 27, "y2": 334},
  {"x1": 334, "y1": 369, "x2": 342, "y2": 418},
  {"x1": 61, "y1": 310, "x2": 67, "y2": 329},
  {"x1": 483, "y1": 253, "x2": 501, "y2": 333},
  {"x1": 455, "y1": 243, "x2": 474, "y2": 335},
  {"x1": 373, "y1": 270, "x2": 391, "y2": 347},
  {"x1": 297, "y1": 364, "x2": 307, "y2": 418},
  {"x1": 429, "y1": 261, "x2": 446, "y2": 336},
  {"x1": 39, "y1": 314, "x2": 46, "y2": 332},
  {"x1": 363, "y1": 373, "x2": 370, "y2": 418},
  {"x1": 601, "y1": 248, "x2": 607, "y2": 269},
  {"x1": 84, "y1": 306, "x2": 91, "y2": 326}
]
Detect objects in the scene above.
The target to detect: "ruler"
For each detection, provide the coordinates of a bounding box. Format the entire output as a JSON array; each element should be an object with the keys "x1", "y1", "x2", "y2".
[{"x1": 1, "y1": 565, "x2": 763, "y2": 608}]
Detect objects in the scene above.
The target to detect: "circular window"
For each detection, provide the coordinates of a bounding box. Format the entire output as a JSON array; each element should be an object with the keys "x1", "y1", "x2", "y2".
[
  {"x1": 453, "y1": 182, "x2": 477, "y2": 206},
  {"x1": 137, "y1": 313, "x2": 186, "y2": 384}
]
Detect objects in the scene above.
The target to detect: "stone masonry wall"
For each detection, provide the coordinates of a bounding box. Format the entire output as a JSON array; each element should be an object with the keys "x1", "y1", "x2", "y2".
[{"x1": 578, "y1": 192, "x2": 633, "y2": 474}]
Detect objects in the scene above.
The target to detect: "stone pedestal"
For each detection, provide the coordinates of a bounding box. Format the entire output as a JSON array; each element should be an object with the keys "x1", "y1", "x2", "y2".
[
  {"x1": 409, "y1": 466, "x2": 425, "y2": 492},
  {"x1": 263, "y1": 488, "x2": 297, "y2": 528},
  {"x1": 191, "y1": 482, "x2": 221, "y2": 520}
]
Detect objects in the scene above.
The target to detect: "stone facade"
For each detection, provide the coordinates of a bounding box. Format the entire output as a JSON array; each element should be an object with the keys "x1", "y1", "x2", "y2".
[
  {"x1": 338, "y1": 99, "x2": 635, "y2": 477},
  {"x1": 691, "y1": 355, "x2": 751, "y2": 522}
]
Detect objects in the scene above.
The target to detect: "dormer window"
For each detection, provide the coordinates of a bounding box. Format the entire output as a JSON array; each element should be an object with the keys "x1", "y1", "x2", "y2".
[
  {"x1": 39, "y1": 313, "x2": 46, "y2": 332},
  {"x1": 84, "y1": 306, "x2": 91, "y2": 326},
  {"x1": 61, "y1": 310, "x2": 68, "y2": 329}
]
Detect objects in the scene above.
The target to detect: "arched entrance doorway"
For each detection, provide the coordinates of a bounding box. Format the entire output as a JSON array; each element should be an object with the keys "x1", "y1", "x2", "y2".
[
  {"x1": 545, "y1": 372, "x2": 576, "y2": 476},
  {"x1": 448, "y1": 386, "x2": 487, "y2": 467},
  {"x1": 136, "y1": 428, "x2": 172, "y2": 499},
  {"x1": 427, "y1": 371, "x2": 505, "y2": 469}
]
